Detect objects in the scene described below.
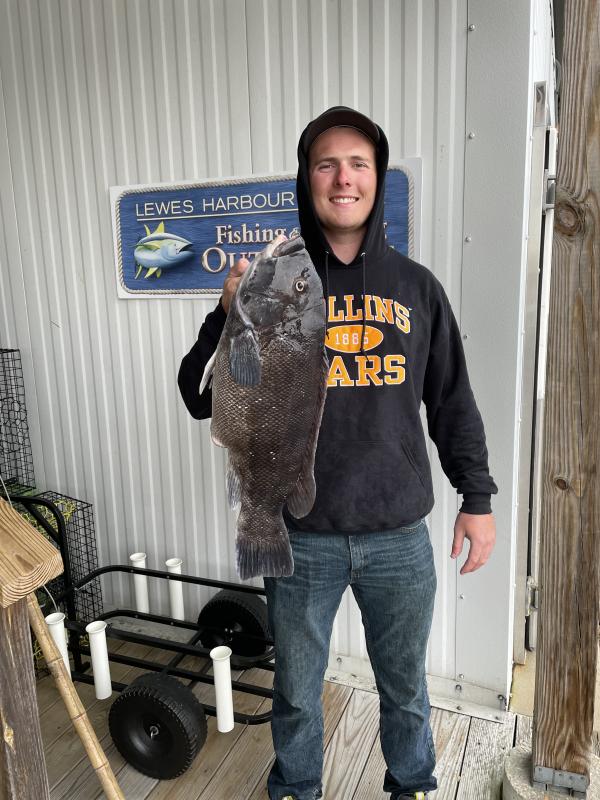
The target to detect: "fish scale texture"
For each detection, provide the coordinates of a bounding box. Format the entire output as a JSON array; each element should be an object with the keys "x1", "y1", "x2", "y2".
[{"x1": 212, "y1": 320, "x2": 327, "y2": 580}]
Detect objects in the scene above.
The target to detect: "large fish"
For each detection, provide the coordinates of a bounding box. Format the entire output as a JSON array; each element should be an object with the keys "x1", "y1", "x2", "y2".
[{"x1": 201, "y1": 235, "x2": 328, "y2": 580}]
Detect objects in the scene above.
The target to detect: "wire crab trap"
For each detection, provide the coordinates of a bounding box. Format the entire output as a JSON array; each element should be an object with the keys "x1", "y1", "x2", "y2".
[{"x1": 0, "y1": 348, "x2": 35, "y2": 493}]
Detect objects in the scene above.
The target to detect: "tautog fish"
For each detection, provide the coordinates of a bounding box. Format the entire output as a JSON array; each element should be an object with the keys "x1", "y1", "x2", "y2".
[{"x1": 203, "y1": 235, "x2": 328, "y2": 580}]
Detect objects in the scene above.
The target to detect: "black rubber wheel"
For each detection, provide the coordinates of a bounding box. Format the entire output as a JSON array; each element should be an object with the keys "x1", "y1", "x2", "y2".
[
  {"x1": 197, "y1": 589, "x2": 270, "y2": 657},
  {"x1": 108, "y1": 672, "x2": 207, "y2": 779}
]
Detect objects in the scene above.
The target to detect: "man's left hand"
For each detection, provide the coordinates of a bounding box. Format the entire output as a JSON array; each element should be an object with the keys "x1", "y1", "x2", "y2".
[{"x1": 451, "y1": 512, "x2": 496, "y2": 575}]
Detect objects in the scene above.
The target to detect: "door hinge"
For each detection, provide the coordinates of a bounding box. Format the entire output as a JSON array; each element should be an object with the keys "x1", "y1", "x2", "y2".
[
  {"x1": 543, "y1": 169, "x2": 556, "y2": 213},
  {"x1": 526, "y1": 576, "x2": 538, "y2": 617}
]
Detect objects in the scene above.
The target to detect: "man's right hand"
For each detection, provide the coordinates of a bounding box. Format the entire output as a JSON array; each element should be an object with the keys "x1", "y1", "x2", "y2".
[{"x1": 221, "y1": 257, "x2": 250, "y2": 314}]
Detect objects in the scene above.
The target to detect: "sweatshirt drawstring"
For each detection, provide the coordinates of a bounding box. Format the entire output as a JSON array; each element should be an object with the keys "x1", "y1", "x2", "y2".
[{"x1": 360, "y1": 252, "x2": 366, "y2": 355}]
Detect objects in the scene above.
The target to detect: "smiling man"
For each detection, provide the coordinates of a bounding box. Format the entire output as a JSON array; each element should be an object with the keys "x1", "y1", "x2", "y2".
[
  {"x1": 178, "y1": 106, "x2": 498, "y2": 800},
  {"x1": 307, "y1": 126, "x2": 377, "y2": 261}
]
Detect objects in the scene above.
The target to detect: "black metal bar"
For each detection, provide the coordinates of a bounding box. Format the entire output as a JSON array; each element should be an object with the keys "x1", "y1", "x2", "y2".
[
  {"x1": 98, "y1": 608, "x2": 275, "y2": 648},
  {"x1": 64, "y1": 620, "x2": 275, "y2": 670},
  {"x1": 50, "y1": 564, "x2": 266, "y2": 605},
  {"x1": 69, "y1": 671, "x2": 272, "y2": 725},
  {"x1": 76, "y1": 646, "x2": 274, "y2": 698}
]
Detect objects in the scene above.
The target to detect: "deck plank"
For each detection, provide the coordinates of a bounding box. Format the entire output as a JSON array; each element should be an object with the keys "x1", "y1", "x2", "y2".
[
  {"x1": 351, "y1": 705, "x2": 471, "y2": 800},
  {"x1": 217, "y1": 677, "x2": 353, "y2": 800},
  {"x1": 322, "y1": 689, "x2": 381, "y2": 798},
  {"x1": 455, "y1": 713, "x2": 515, "y2": 800},
  {"x1": 515, "y1": 714, "x2": 532, "y2": 750},
  {"x1": 41, "y1": 644, "x2": 526, "y2": 800}
]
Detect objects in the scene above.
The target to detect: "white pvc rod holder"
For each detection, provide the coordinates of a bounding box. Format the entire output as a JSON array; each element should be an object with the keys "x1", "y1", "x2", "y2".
[
  {"x1": 45, "y1": 611, "x2": 71, "y2": 676},
  {"x1": 210, "y1": 646, "x2": 234, "y2": 732},
  {"x1": 130, "y1": 552, "x2": 149, "y2": 614},
  {"x1": 165, "y1": 558, "x2": 185, "y2": 621},
  {"x1": 85, "y1": 620, "x2": 113, "y2": 700}
]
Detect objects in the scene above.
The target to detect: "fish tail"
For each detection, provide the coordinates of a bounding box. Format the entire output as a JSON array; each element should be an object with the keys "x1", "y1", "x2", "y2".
[{"x1": 235, "y1": 510, "x2": 293, "y2": 580}]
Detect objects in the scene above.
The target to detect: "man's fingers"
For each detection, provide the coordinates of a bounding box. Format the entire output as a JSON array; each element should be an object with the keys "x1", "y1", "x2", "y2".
[
  {"x1": 229, "y1": 256, "x2": 250, "y2": 276},
  {"x1": 459, "y1": 539, "x2": 494, "y2": 574},
  {"x1": 221, "y1": 258, "x2": 251, "y2": 313},
  {"x1": 451, "y1": 527, "x2": 465, "y2": 559}
]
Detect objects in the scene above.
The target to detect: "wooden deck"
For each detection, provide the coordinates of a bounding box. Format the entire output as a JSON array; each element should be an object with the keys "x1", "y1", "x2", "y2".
[{"x1": 38, "y1": 636, "x2": 534, "y2": 800}]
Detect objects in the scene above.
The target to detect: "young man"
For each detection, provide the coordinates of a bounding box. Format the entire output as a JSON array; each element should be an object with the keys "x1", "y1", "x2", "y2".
[{"x1": 178, "y1": 107, "x2": 498, "y2": 800}]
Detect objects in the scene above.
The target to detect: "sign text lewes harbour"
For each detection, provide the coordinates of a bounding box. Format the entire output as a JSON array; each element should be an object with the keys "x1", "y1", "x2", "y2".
[{"x1": 135, "y1": 190, "x2": 296, "y2": 219}]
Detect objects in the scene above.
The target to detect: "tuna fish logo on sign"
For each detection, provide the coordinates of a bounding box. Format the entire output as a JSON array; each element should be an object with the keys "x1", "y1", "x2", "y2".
[
  {"x1": 109, "y1": 165, "x2": 421, "y2": 299},
  {"x1": 133, "y1": 222, "x2": 194, "y2": 279}
]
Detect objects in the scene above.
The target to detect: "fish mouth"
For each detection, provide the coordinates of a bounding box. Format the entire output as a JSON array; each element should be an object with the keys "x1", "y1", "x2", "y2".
[{"x1": 272, "y1": 236, "x2": 305, "y2": 258}]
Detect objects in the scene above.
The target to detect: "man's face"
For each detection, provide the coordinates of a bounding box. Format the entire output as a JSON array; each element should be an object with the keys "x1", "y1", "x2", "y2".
[{"x1": 308, "y1": 126, "x2": 377, "y2": 239}]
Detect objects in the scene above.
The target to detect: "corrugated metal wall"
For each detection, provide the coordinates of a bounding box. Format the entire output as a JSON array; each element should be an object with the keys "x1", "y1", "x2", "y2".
[{"x1": 0, "y1": 0, "x2": 551, "y2": 703}]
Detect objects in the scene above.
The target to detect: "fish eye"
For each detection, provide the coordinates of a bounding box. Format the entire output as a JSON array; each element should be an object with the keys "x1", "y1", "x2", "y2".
[{"x1": 295, "y1": 280, "x2": 306, "y2": 292}]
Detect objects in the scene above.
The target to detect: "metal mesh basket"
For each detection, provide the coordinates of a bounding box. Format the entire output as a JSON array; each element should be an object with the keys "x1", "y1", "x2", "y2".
[{"x1": 0, "y1": 349, "x2": 35, "y2": 491}]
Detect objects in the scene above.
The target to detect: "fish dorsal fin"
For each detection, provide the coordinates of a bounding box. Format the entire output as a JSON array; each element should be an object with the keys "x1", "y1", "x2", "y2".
[
  {"x1": 286, "y1": 349, "x2": 329, "y2": 518},
  {"x1": 144, "y1": 224, "x2": 151, "y2": 236},
  {"x1": 199, "y1": 349, "x2": 217, "y2": 395},
  {"x1": 154, "y1": 221, "x2": 165, "y2": 234},
  {"x1": 229, "y1": 328, "x2": 261, "y2": 386}
]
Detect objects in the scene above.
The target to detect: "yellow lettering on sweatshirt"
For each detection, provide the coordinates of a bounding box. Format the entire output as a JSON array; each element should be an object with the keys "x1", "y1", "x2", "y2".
[
  {"x1": 328, "y1": 296, "x2": 344, "y2": 322},
  {"x1": 327, "y1": 355, "x2": 355, "y2": 387},
  {"x1": 394, "y1": 302, "x2": 411, "y2": 334},
  {"x1": 384, "y1": 354, "x2": 406, "y2": 384},
  {"x1": 373, "y1": 296, "x2": 394, "y2": 324},
  {"x1": 355, "y1": 355, "x2": 384, "y2": 386},
  {"x1": 344, "y1": 295, "x2": 363, "y2": 321}
]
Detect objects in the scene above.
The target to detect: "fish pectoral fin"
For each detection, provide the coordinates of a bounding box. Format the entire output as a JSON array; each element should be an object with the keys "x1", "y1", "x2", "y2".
[
  {"x1": 286, "y1": 471, "x2": 316, "y2": 519},
  {"x1": 226, "y1": 461, "x2": 242, "y2": 509},
  {"x1": 199, "y1": 350, "x2": 217, "y2": 395},
  {"x1": 229, "y1": 328, "x2": 261, "y2": 387}
]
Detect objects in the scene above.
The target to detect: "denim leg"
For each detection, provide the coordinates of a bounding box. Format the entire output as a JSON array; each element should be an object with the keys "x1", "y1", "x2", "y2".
[
  {"x1": 350, "y1": 520, "x2": 438, "y2": 796},
  {"x1": 263, "y1": 531, "x2": 349, "y2": 800}
]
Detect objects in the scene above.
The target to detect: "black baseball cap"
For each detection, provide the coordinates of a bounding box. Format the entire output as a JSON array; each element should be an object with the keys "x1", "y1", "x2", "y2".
[{"x1": 301, "y1": 106, "x2": 380, "y2": 155}]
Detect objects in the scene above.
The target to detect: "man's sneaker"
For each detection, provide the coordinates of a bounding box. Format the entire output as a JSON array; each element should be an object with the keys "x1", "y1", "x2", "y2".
[{"x1": 393, "y1": 794, "x2": 428, "y2": 800}]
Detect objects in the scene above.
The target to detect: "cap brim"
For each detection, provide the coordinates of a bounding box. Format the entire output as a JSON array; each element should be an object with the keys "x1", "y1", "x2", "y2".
[{"x1": 303, "y1": 109, "x2": 380, "y2": 153}]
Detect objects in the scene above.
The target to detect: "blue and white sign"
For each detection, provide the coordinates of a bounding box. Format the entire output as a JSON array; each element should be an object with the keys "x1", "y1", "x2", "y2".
[{"x1": 110, "y1": 163, "x2": 421, "y2": 298}]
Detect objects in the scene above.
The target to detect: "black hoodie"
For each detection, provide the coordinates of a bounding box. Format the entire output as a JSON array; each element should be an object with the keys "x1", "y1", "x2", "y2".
[{"x1": 178, "y1": 111, "x2": 497, "y2": 532}]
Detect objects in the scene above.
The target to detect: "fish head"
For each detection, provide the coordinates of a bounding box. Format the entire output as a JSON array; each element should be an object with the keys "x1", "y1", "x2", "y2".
[
  {"x1": 159, "y1": 238, "x2": 194, "y2": 263},
  {"x1": 236, "y1": 235, "x2": 324, "y2": 329}
]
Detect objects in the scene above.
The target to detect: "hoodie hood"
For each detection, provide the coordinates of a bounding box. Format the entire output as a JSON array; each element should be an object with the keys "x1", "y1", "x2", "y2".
[{"x1": 296, "y1": 106, "x2": 390, "y2": 269}]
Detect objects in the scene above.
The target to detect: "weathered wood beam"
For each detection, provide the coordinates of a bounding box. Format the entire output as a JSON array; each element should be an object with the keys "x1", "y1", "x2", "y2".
[
  {"x1": 532, "y1": 0, "x2": 600, "y2": 792},
  {"x1": 0, "y1": 597, "x2": 50, "y2": 800}
]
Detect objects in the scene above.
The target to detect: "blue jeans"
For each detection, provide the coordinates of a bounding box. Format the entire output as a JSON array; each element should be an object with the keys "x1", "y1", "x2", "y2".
[{"x1": 263, "y1": 519, "x2": 438, "y2": 800}]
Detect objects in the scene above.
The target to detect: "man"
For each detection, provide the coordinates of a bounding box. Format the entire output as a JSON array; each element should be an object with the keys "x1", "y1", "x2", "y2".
[{"x1": 178, "y1": 106, "x2": 497, "y2": 800}]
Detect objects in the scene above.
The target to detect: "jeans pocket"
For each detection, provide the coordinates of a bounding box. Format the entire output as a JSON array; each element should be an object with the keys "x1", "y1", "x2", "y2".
[{"x1": 395, "y1": 517, "x2": 426, "y2": 533}]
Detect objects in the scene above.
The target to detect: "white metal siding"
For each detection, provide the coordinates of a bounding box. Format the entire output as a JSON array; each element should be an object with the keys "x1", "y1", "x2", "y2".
[{"x1": 0, "y1": 0, "x2": 550, "y2": 703}]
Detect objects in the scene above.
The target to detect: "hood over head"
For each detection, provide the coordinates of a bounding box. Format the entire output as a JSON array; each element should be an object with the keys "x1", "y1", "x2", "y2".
[{"x1": 296, "y1": 105, "x2": 390, "y2": 269}]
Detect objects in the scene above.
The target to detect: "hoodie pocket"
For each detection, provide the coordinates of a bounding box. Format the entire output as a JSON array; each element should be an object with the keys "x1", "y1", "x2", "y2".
[{"x1": 400, "y1": 438, "x2": 427, "y2": 491}]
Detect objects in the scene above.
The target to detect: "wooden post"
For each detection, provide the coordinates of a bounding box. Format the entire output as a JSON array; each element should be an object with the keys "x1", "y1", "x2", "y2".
[
  {"x1": 0, "y1": 497, "x2": 125, "y2": 800},
  {"x1": 532, "y1": 0, "x2": 600, "y2": 794},
  {"x1": 0, "y1": 497, "x2": 63, "y2": 800}
]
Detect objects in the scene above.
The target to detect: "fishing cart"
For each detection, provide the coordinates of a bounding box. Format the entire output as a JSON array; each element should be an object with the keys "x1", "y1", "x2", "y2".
[{"x1": 19, "y1": 492, "x2": 275, "y2": 780}]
